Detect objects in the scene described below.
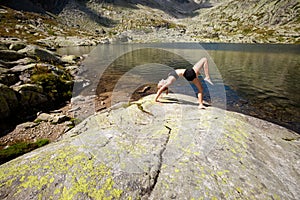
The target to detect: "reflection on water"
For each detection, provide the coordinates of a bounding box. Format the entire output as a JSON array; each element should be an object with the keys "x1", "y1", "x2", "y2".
[
  {"x1": 209, "y1": 48, "x2": 300, "y2": 133},
  {"x1": 66, "y1": 43, "x2": 300, "y2": 133},
  {"x1": 56, "y1": 46, "x2": 96, "y2": 56}
]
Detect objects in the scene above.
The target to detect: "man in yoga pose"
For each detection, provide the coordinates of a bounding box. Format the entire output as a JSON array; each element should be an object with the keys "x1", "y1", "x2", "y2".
[{"x1": 155, "y1": 57, "x2": 213, "y2": 109}]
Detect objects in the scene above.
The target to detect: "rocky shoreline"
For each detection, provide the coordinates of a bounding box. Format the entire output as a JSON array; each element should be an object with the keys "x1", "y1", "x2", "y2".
[
  {"x1": 0, "y1": 0, "x2": 299, "y2": 162},
  {"x1": 0, "y1": 37, "x2": 85, "y2": 147}
]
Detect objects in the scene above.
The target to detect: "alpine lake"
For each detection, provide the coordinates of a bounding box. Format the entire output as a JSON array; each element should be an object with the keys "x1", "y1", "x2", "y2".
[{"x1": 57, "y1": 43, "x2": 300, "y2": 134}]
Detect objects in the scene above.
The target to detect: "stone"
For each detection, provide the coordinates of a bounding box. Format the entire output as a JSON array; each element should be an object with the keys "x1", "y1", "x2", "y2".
[
  {"x1": 4, "y1": 57, "x2": 36, "y2": 68},
  {"x1": 0, "y1": 67, "x2": 9, "y2": 74},
  {"x1": 35, "y1": 113, "x2": 52, "y2": 122},
  {"x1": 0, "y1": 43, "x2": 8, "y2": 50},
  {"x1": 12, "y1": 83, "x2": 43, "y2": 93},
  {"x1": 73, "y1": 78, "x2": 91, "y2": 91},
  {"x1": 51, "y1": 114, "x2": 70, "y2": 124},
  {"x1": 0, "y1": 50, "x2": 25, "y2": 61},
  {"x1": 65, "y1": 65, "x2": 80, "y2": 76},
  {"x1": 19, "y1": 90, "x2": 49, "y2": 107},
  {"x1": 0, "y1": 73, "x2": 19, "y2": 86},
  {"x1": 9, "y1": 42, "x2": 26, "y2": 51},
  {"x1": 12, "y1": 84, "x2": 48, "y2": 107},
  {"x1": 117, "y1": 34, "x2": 131, "y2": 43},
  {"x1": 0, "y1": 83, "x2": 18, "y2": 119},
  {"x1": 37, "y1": 36, "x2": 100, "y2": 47},
  {"x1": 16, "y1": 122, "x2": 38, "y2": 129},
  {"x1": 0, "y1": 94, "x2": 299, "y2": 199},
  {"x1": 35, "y1": 113, "x2": 69, "y2": 125},
  {"x1": 61, "y1": 55, "x2": 80, "y2": 64},
  {"x1": 9, "y1": 63, "x2": 36, "y2": 73},
  {"x1": 18, "y1": 45, "x2": 62, "y2": 64}
]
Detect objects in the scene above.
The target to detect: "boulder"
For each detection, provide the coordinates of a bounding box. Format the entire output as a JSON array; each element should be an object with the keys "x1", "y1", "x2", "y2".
[
  {"x1": 0, "y1": 67, "x2": 9, "y2": 74},
  {"x1": 10, "y1": 63, "x2": 62, "y2": 76},
  {"x1": 35, "y1": 112, "x2": 52, "y2": 122},
  {"x1": 0, "y1": 83, "x2": 18, "y2": 119},
  {"x1": 12, "y1": 57, "x2": 36, "y2": 66},
  {"x1": 9, "y1": 63, "x2": 36, "y2": 73},
  {"x1": 65, "y1": 65, "x2": 80, "y2": 76},
  {"x1": 9, "y1": 42, "x2": 26, "y2": 51},
  {"x1": 0, "y1": 43, "x2": 8, "y2": 50},
  {"x1": 0, "y1": 94, "x2": 299, "y2": 199},
  {"x1": 51, "y1": 114, "x2": 70, "y2": 124},
  {"x1": 34, "y1": 113, "x2": 70, "y2": 124},
  {"x1": 0, "y1": 50, "x2": 25, "y2": 61},
  {"x1": 0, "y1": 73, "x2": 19, "y2": 86},
  {"x1": 61, "y1": 55, "x2": 80, "y2": 64},
  {"x1": 37, "y1": 36, "x2": 99, "y2": 47},
  {"x1": 18, "y1": 45, "x2": 62, "y2": 64},
  {"x1": 0, "y1": 57, "x2": 36, "y2": 69},
  {"x1": 16, "y1": 121, "x2": 38, "y2": 129},
  {"x1": 12, "y1": 84, "x2": 48, "y2": 107},
  {"x1": 12, "y1": 83, "x2": 43, "y2": 93},
  {"x1": 19, "y1": 90, "x2": 49, "y2": 107}
]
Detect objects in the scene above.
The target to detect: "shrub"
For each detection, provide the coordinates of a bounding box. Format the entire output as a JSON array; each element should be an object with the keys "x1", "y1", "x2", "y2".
[{"x1": 31, "y1": 73, "x2": 73, "y2": 101}]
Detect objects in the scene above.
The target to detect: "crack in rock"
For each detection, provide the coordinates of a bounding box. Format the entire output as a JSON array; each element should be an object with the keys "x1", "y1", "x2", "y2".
[{"x1": 140, "y1": 125, "x2": 172, "y2": 198}]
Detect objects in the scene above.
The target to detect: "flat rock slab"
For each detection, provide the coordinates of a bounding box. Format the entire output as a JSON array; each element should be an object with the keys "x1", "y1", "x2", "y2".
[{"x1": 0, "y1": 94, "x2": 299, "y2": 199}]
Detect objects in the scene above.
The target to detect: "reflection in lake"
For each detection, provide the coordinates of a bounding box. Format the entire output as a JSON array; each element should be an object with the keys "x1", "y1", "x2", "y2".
[
  {"x1": 65, "y1": 43, "x2": 300, "y2": 133},
  {"x1": 209, "y1": 48, "x2": 300, "y2": 133}
]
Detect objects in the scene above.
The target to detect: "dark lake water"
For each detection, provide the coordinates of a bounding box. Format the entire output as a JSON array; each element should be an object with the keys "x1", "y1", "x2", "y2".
[{"x1": 58, "y1": 43, "x2": 300, "y2": 133}]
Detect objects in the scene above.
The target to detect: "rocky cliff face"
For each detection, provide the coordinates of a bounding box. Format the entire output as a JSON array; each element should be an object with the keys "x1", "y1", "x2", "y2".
[{"x1": 0, "y1": 94, "x2": 299, "y2": 199}]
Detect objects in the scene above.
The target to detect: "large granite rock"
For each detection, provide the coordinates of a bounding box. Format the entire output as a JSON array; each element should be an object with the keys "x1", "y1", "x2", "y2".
[
  {"x1": 12, "y1": 84, "x2": 48, "y2": 107},
  {"x1": 0, "y1": 83, "x2": 19, "y2": 119},
  {"x1": 0, "y1": 50, "x2": 25, "y2": 62},
  {"x1": 0, "y1": 94, "x2": 299, "y2": 199},
  {"x1": 18, "y1": 45, "x2": 62, "y2": 64}
]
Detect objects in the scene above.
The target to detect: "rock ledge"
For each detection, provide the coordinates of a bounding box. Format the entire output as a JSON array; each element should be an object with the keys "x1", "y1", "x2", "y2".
[{"x1": 0, "y1": 94, "x2": 299, "y2": 199}]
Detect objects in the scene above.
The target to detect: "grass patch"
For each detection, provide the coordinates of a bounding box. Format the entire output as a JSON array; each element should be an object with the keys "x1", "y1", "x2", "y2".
[
  {"x1": 66, "y1": 118, "x2": 81, "y2": 129},
  {"x1": 0, "y1": 139, "x2": 50, "y2": 165},
  {"x1": 70, "y1": 118, "x2": 81, "y2": 125}
]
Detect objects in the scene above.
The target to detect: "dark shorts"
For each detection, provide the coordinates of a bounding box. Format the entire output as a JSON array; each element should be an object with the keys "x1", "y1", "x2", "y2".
[
  {"x1": 168, "y1": 70, "x2": 179, "y2": 79},
  {"x1": 183, "y1": 68, "x2": 197, "y2": 81}
]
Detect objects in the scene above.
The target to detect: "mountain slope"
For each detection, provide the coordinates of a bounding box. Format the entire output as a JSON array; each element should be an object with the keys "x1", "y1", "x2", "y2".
[
  {"x1": 183, "y1": 0, "x2": 300, "y2": 43},
  {"x1": 57, "y1": 0, "x2": 300, "y2": 43},
  {"x1": 1, "y1": 0, "x2": 299, "y2": 43}
]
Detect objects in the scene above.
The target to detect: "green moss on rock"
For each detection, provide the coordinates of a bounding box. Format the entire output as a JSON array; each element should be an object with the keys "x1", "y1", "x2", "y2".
[
  {"x1": 0, "y1": 139, "x2": 50, "y2": 165},
  {"x1": 30, "y1": 73, "x2": 73, "y2": 101}
]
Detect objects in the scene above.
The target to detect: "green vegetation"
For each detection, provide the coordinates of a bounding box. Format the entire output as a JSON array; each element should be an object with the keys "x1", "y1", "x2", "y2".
[
  {"x1": 30, "y1": 72, "x2": 73, "y2": 101},
  {"x1": 47, "y1": 28, "x2": 56, "y2": 36},
  {"x1": 67, "y1": 118, "x2": 81, "y2": 128},
  {"x1": 0, "y1": 6, "x2": 93, "y2": 45},
  {"x1": 0, "y1": 139, "x2": 50, "y2": 165}
]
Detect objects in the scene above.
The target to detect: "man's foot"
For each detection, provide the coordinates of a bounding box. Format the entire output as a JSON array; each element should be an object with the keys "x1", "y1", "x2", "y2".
[
  {"x1": 204, "y1": 77, "x2": 214, "y2": 85},
  {"x1": 198, "y1": 104, "x2": 206, "y2": 109}
]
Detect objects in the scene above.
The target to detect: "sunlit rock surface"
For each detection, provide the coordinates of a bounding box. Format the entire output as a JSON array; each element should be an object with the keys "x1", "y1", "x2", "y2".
[{"x1": 0, "y1": 94, "x2": 299, "y2": 199}]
